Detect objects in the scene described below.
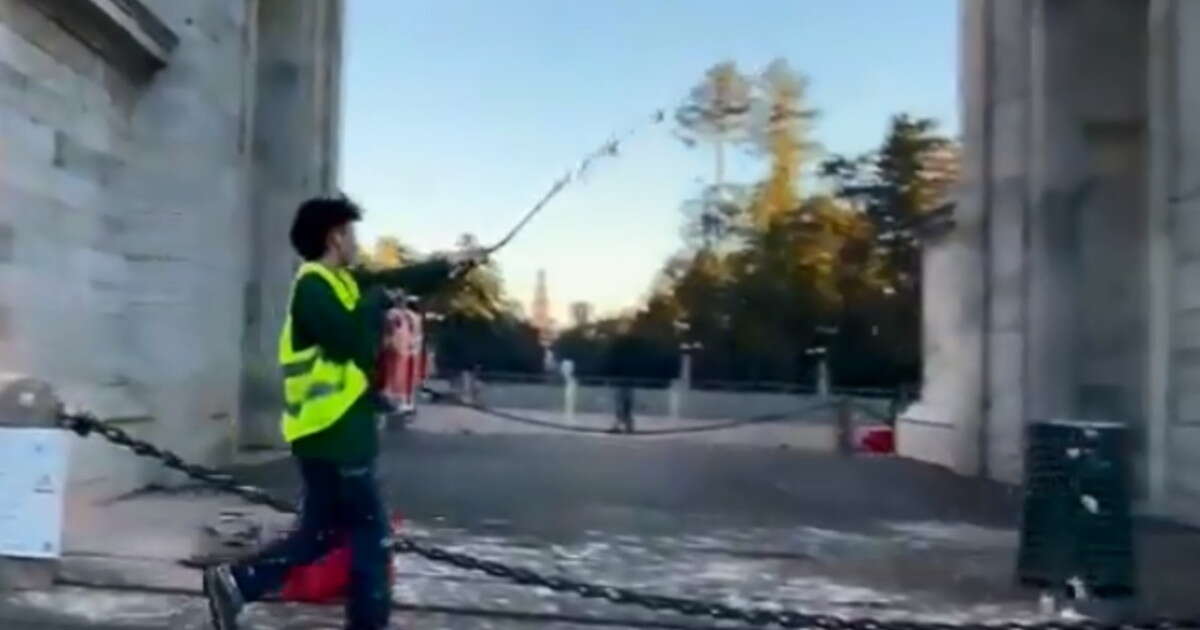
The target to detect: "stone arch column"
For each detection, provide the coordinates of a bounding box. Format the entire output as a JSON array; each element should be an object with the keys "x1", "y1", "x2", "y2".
[
  {"x1": 1023, "y1": 0, "x2": 1150, "y2": 491},
  {"x1": 238, "y1": 0, "x2": 345, "y2": 449},
  {"x1": 903, "y1": 0, "x2": 1153, "y2": 493}
]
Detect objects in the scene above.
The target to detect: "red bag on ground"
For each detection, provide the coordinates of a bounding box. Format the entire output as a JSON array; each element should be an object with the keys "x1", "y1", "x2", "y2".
[
  {"x1": 859, "y1": 427, "x2": 895, "y2": 454},
  {"x1": 280, "y1": 513, "x2": 403, "y2": 604}
]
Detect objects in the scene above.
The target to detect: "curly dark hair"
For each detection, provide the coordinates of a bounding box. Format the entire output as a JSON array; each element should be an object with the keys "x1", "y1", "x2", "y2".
[{"x1": 289, "y1": 196, "x2": 363, "y2": 261}]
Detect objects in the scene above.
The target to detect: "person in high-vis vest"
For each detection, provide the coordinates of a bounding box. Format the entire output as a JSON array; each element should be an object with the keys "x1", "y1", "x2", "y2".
[{"x1": 204, "y1": 196, "x2": 482, "y2": 630}]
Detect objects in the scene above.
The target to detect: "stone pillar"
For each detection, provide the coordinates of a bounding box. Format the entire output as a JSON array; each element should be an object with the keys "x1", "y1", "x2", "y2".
[
  {"x1": 1150, "y1": 0, "x2": 1200, "y2": 523},
  {"x1": 979, "y1": 0, "x2": 1033, "y2": 484},
  {"x1": 1027, "y1": 0, "x2": 1150, "y2": 495},
  {"x1": 1144, "y1": 0, "x2": 1175, "y2": 517},
  {"x1": 239, "y1": 0, "x2": 345, "y2": 449},
  {"x1": 897, "y1": 0, "x2": 992, "y2": 476},
  {"x1": 0, "y1": 375, "x2": 63, "y2": 591}
]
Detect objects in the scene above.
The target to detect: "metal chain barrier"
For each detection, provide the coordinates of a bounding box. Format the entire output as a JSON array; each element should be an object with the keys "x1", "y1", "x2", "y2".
[
  {"x1": 55, "y1": 408, "x2": 1198, "y2": 630},
  {"x1": 420, "y1": 386, "x2": 847, "y2": 436},
  {"x1": 57, "y1": 411, "x2": 296, "y2": 513}
]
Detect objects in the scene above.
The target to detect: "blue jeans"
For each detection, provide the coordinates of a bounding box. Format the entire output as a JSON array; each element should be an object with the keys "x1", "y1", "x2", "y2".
[{"x1": 232, "y1": 458, "x2": 391, "y2": 629}]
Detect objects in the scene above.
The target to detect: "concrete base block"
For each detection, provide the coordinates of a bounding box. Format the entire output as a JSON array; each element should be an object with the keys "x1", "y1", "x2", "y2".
[
  {"x1": 0, "y1": 557, "x2": 57, "y2": 591},
  {"x1": 897, "y1": 403, "x2": 962, "y2": 472},
  {"x1": 0, "y1": 373, "x2": 61, "y2": 427},
  {"x1": 0, "y1": 375, "x2": 63, "y2": 592}
]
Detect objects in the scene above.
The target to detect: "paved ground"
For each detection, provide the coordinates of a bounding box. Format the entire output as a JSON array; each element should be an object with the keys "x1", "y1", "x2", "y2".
[{"x1": 3, "y1": 404, "x2": 1199, "y2": 628}]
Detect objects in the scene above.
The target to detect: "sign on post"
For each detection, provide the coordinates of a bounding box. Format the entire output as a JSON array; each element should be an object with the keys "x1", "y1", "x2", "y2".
[{"x1": 0, "y1": 428, "x2": 68, "y2": 559}]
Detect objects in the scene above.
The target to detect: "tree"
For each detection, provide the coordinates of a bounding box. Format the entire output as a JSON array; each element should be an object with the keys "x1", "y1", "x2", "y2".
[
  {"x1": 675, "y1": 62, "x2": 755, "y2": 249},
  {"x1": 610, "y1": 294, "x2": 682, "y2": 380},
  {"x1": 821, "y1": 114, "x2": 957, "y2": 293},
  {"x1": 434, "y1": 312, "x2": 544, "y2": 374},
  {"x1": 678, "y1": 184, "x2": 755, "y2": 251},
  {"x1": 371, "y1": 236, "x2": 410, "y2": 269},
  {"x1": 820, "y1": 114, "x2": 959, "y2": 387},
  {"x1": 675, "y1": 61, "x2": 754, "y2": 187},
  {"x1": 746, "y1": 59, "x2": 819, "y2": 230},
  {"x1": 675, "y1": 60, "x2": 820, "y2": 251}
]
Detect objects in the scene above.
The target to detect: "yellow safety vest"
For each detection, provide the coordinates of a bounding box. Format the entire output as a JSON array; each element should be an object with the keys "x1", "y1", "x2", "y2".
[{"x1": 278, "y1": 262, "x2": 368, "y2": 443}]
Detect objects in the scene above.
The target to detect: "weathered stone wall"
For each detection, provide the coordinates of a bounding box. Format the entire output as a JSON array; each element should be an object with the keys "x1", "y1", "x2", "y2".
[
  {"x1": 906, "y1": 0, "x2": 1200, "y2": 524},
  {"x1": 1151, "y1": 0, "x2": 1200, "y2": 523},
  {"x1": 0, "y1": 0, "x2": 341, "y2": 500}
]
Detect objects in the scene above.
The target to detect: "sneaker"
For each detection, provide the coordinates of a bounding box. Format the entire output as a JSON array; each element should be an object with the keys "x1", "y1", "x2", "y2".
[{"x1": 203, "y1": 565, "x2": 244, "y2": 630}]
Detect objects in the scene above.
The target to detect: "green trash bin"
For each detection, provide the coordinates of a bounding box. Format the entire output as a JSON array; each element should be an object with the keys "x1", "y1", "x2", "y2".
[{"x1": 1017, "y1": 419, "x2": 1136, "y2": 599}]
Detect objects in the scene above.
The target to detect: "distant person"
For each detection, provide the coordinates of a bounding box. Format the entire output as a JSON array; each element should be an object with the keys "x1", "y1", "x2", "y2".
[
  {"x1": 604, "y1": 334, "x2": 640, "y2": 434},
  {"x1": 611, "y1": 383, "x2": 635, "y2": 434},
  {"x1": 470, "y1": 363, "x2": 483, "y2": 405}
]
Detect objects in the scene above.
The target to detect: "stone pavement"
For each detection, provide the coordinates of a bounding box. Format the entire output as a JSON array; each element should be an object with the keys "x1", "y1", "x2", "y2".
[{"x1": 4, "y1": 404, "x2": 1200, "y2": 628}]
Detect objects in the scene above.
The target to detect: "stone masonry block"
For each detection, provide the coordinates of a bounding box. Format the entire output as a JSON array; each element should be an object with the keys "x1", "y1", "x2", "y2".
[
  {"x1": 0, "y1": 21, "x2": 70, "y2": 85},
  {"x1": 992, "y1": 99, "x2": 1029, "y2": 180},
  {"x1": 1177, "y1": 259, "x2": 1200, "y2": 312},
  {"x1": 0, "y1": 105, "x2": 55, "y2": 162},
  {"x1": 0, "y1": 222, "x2": 11, "y2": 263},
  {"x1": 991, "y1": 0, "x2": 1031, "y2": 104},
  {"x1": 52, "y1": 129, "x2": 125, "y2": 185},
  {"x1": 1175, "y1": 206, "x2": 1200, "y2": 262},
  {"x1": 0, "y1": 557, "x2": 56, "y2": 591},
  {"x1": 0, "y1": 57, "x2": 27, "y2": 92},
  {"x1": 33, "y1": 0, "x2": 178, "y2": 79},
  {"x1": 1175, "y1": 308, "x2": 1200, "y2": 354},
  {"x1": 0, "y1": 0, "x2": 104, "y2": 82}
]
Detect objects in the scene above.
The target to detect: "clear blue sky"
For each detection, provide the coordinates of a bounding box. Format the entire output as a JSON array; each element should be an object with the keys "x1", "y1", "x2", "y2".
[{"x1": 340, "y1": 0, "x2": 958, "y2": 322}]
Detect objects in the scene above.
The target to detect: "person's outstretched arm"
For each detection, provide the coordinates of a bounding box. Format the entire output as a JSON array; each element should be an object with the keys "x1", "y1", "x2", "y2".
[{"x1": 351, "y1": 258, "x2": 456, "y2": 296}]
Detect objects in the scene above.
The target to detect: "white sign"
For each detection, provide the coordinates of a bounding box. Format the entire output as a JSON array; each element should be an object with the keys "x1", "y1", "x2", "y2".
[{"x1": 0, "y1": 428, "x2": 68, "y2": 559}]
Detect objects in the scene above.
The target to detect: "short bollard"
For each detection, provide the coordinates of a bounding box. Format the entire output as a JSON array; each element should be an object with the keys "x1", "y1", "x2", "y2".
[
  {"x1": 561, "y1": 360, "x2": 576, "y2": 426},
  {"x1": 835, "y1": 397, "x2": 854, "y2": 456},
  {"x1": 0, "y1": 374, "x2": 69, "y2": 591},
  {"x1": 667, "y1": 379, "x2": 682, "y2": 421}
]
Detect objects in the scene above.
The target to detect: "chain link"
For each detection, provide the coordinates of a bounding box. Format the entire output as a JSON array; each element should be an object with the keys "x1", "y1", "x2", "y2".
[
  {"x1": 58, "y1": 411, "x2": 296, "y2": 514},
  {"x1": 57, "y1": 409, "x2": 1200, "y2": 630}
]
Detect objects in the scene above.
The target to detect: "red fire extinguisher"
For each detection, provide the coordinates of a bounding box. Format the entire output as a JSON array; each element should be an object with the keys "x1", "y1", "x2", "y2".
[{"x1": 375, "y1": 296, "x2": 426, "y2": 415}]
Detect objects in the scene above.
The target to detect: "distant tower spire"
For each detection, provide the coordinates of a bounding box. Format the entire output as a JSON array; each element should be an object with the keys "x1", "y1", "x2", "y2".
[{"x1": 532, "y1": 269, "x2": 553, "y2": 345}]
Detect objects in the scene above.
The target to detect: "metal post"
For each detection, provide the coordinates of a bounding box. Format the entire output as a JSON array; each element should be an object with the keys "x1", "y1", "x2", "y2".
[
  {"x1": 561, "y1": 360, "x2": 576, "y2": 426},
  {"x1": 668, "y1": 379, "x2": 682, "y2": 421},
  {"x1": 817, "y1": 358, "x2": 830, "y2": 398},
  {"x1": 681, "y1": 352, "x2": 692, "y2": 391},
  {"x1": 835, "y1": 397, "x2": 854, "y2": 456}
]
